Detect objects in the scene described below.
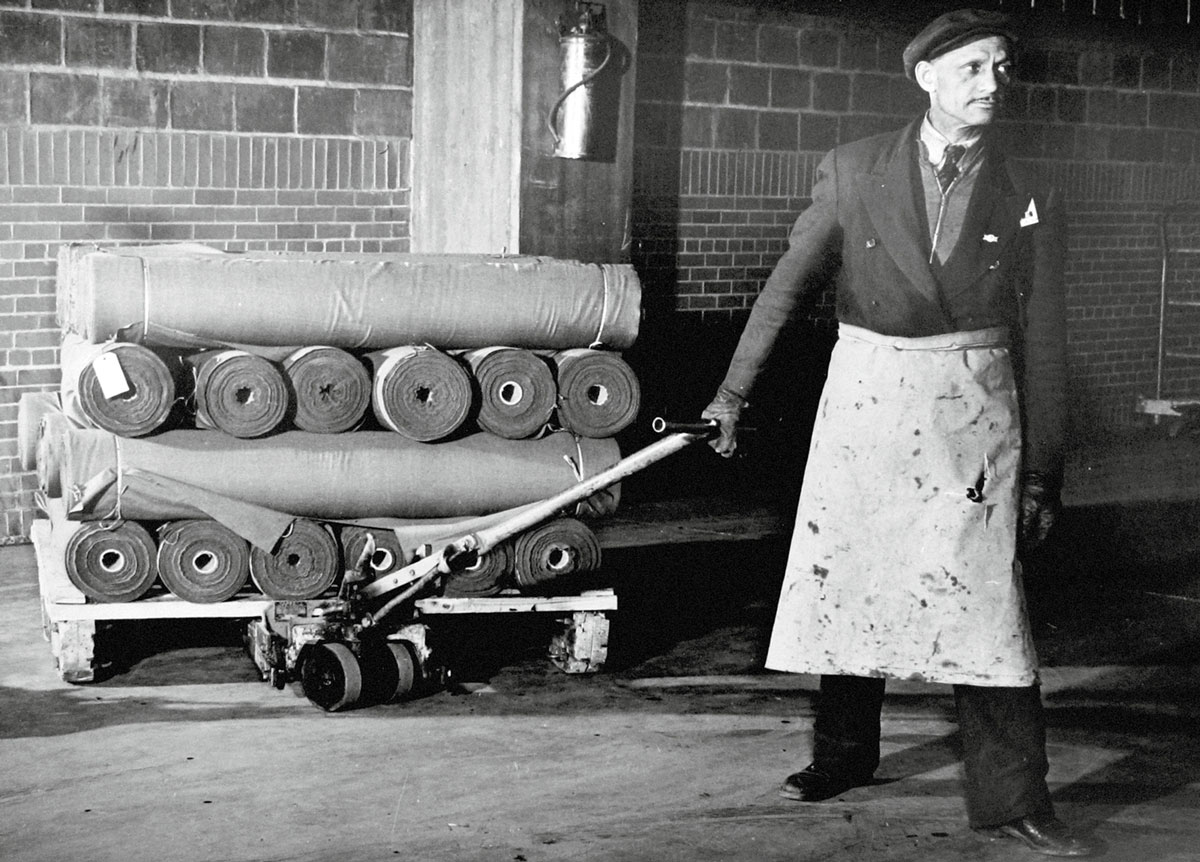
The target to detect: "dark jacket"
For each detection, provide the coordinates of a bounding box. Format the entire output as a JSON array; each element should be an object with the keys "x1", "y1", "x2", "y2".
[{"x1": 720, "y1": 117, "x2": 1068, "y2": 477}]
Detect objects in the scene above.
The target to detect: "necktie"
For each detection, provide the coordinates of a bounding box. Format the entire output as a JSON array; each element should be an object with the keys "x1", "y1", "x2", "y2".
[{"x1": 936, "y1": 144, "x2": 965, "y2": 193}]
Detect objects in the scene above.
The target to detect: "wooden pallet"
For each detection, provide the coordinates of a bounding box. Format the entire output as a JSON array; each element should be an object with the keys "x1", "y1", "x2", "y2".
[{"x1": 33, "y1": 500, "x2": 626, "y2": 683}]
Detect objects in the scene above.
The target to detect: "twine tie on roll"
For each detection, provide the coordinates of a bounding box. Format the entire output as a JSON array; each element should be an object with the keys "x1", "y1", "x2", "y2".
[
  {"x1": 97, "y1": 435, "x2": 126, "y2": 529},
  {"x1": 562, "y1": 440, "x2": 586, "y2": 482},
  {"x1": 141, "y1": 256, "x2": 152, "y2": 337},
  {"x1": 590, "y1": 267, "x2": 611, "y2": 349}
]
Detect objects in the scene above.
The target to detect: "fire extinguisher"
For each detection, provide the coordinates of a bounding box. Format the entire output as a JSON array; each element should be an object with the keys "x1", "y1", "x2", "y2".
[{"x1": 547, "y1": 2, "x2": 622, "y2": 160}]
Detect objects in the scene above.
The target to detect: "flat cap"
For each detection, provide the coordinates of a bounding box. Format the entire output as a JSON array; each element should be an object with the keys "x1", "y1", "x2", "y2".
[{"x1": 902, "y1": 9, "x2": 1016, "y2": 79}]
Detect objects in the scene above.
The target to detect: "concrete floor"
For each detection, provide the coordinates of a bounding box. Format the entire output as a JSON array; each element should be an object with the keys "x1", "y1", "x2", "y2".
[{"x1": 2, "y1": 492, "x2": 1200, "y2": 862}]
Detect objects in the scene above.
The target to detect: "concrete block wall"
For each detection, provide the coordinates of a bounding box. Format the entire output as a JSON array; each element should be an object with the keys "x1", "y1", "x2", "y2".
[
  {"x1": 631, "y1": 0, "x2": 1200, "y2": 439},
  {"x1": 0, "y1": 0, "x2": 413, "y2": 543}
]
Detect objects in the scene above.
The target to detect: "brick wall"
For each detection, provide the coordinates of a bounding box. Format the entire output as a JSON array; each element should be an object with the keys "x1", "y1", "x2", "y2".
[
  {"x1": 0, "y1": 0, "x2": 413, "y2": 543},
  {"x1": 631, "y1": 0, "x2": 1200, "y2": 442}
]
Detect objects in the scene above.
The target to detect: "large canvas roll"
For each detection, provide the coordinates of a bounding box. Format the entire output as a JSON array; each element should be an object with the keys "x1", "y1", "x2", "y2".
[
  {"x1": 249, "y1": 519, "x2": 340, "y2": 600},
  {"x1": 367, "y1": 346, "x2": 473, "y2": 441},
  {"x1": 18, "y1": 392, "x2": 62, "y2": 471},
  {"x1": 60, "y1": 335, "x2": 180, "y2": 437},
  {"x1": 156, "y1": 519, "x2": 251, "y2": 604},
  {"x1": 283, "y1": 346, "x2": 371, "y2": 434},
  {"x1": 339, "y1": 525, "x2": 407, "y2": 579},
  {"x1": 55, "y1": 427, "x2": 621, "y2": 522},
  {"x1": 57, "y1": 244, "x2": 642, "y2": 351},
  {"x1": 459, "y1": 347, "x2": 556, "y2": 439},
  {"x1": 37, "y1": 412, "x2": 79, "y2": 497},
  {"x1": 552, "y1": 348, "x2": 641, "y2": 438},
  {"x1": 187, "y1": 349, "x2": 290, "y2": 438},
  {"x1": 64, "y1": 520, "x2": 159, "y2": 603},
  {"x1": 512, "y1": 517, "x2": 601, "y2": 592},
  {"x1": 441, "y1": 542, "x2": 512, "y2": 598}
]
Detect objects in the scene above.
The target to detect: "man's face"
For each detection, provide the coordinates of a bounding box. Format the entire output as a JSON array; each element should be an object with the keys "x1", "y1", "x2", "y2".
[{"x1": 915, "y1": 36, "x2": 1012, "y2": 138}]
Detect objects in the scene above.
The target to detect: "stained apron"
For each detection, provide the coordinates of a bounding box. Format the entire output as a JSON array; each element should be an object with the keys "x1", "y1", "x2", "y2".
[{"x1": 764, "y1": 323, "x2": 1039, "y2": 687}]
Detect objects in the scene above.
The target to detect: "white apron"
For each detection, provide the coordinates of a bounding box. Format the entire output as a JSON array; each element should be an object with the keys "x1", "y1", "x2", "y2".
[{"x1": 764, "y1": 324, "x2": 1039, "y2": 687}]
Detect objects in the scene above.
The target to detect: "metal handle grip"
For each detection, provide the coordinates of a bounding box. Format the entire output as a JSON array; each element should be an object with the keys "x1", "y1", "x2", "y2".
[{"x1": 651, "y1": 417, "x2": 719, "y2": 437}]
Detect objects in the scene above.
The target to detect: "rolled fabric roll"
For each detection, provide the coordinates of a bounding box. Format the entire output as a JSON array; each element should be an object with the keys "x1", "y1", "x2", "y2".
[
  {"x1": 441, "y1": 540, "x2": 512, "y2": 598},
  {"x1": 58, "y1": 244, "x2": 642, "y2": 351},
  {"x1": 512, "y1": 517, "x2": 601, "y2": 593},
  {"x1": 340, "y1": 525, "x2": 407, "y2": 580},
  {"x1": 156, "y1": 519, "x2": 250, "y2": 604},
  {"x1": 188, "y1": 349, "x2": 289, "y2": 438},
  {"x1": 282, "y1": 346, "x2": 371, "y2": 434},
  {"x1": 60, "y1": 427, "x2": 621, "y2": 521},
  {"x1": 367, "y1": 346, "x2": 473, "y2": 442},
  {"x1": 64, "y1": 520, "x2": 159, "y2": 603},
  {"x1": 553, "y1": 348, "x2": 641, "y2": 438},
  {"x1": 249, "y1": 519, "x2": 340, "y2": 600},
  {"x1": 460, "y1": 347, "x2": 556, "y2": 440},
  {"x1": 61, "y1": 337, "x2": 179, "y2": 437},
  {"x1": 36, "y1": 411, "x2": 77, "y2": 498},
  {"x1": 18, "y1": 392, "x2": 61, "y2": 471}
]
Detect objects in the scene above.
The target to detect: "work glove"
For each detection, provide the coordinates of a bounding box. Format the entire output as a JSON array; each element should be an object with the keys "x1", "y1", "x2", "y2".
[
  {"x1": 1018, "y1": 471, "x2": 1061, "y2": 554},
  {"x1": 700, "y1": 386, "x2": 746, "y2": 458}
]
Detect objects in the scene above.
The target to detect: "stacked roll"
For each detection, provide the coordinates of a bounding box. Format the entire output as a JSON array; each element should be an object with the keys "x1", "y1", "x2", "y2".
[{"x1": 30, "y1": 244, "x2": 644, "y2": 603}]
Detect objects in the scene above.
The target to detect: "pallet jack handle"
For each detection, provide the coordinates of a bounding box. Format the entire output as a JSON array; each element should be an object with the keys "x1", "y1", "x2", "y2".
[{"x1": 360, "y1": 419, "x2": 718, "y2": 621}]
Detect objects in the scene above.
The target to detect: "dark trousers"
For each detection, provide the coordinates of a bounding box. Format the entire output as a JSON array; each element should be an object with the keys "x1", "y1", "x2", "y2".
[{"x1": 813, "y1": 674, "x2": 1054, "y2": 828}]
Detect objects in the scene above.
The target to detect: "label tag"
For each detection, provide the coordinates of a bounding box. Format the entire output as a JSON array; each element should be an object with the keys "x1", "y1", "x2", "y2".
[
  {"x1": 92, "y1": 351, "x2": 132, "y2": 399},
  {"x1": 1019, "y1": 198, "x2": 1039, "y2": 228}
]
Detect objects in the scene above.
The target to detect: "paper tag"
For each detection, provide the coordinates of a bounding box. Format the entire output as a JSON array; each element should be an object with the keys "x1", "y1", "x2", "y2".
[
  {"x1": 1019, "y1": 198, "x2": 1039, "y2": 228},
  {"x1": 92, "y1": 351, "x2": 132, "y2": 399}
]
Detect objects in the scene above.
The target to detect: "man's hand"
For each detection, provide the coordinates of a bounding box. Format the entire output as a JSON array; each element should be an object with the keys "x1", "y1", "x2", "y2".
[
  {"x1": 700, "y1": 387, "x2": 747, "y2": 458},
  {"x1": 1018, "y1": 471, "x2": 1061, "y2": 553}
]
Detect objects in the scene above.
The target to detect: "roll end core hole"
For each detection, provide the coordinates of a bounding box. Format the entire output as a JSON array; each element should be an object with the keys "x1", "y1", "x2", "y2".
[
  {"x1": 498, "y1": 382, "x2": 524, "y2": 406},
  {"x1": 191, "y1": 552, "x2": 219, "y2": 575},
  {"x1": 370, "y1": 549, "x2": 396, "y2": 571},
  {"x1": 99, "y1": 550, "x2": 127, "y2": 573},
  {"x1": 586, "y1": 384, "x2": 609, "y2": 406},
  {"x1": 545, "y1": 547, "x2": 574, "y2": 572}
]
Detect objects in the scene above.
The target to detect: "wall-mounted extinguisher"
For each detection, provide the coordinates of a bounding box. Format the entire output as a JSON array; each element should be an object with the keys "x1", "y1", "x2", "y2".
[{"x1": 547, "y1": 2, "x2": 625, "y2": 161}]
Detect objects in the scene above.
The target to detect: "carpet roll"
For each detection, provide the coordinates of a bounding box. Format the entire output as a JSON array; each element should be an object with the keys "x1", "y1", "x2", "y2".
[
  {"x1": 61, "y1": 337, "x2": 179, "y2": 437},
  {"x1": 442, "y1": 540, "x2": 512, "y2": 598},
  {"x1": 18, "y1": 392, "x2": 61, "y2": 471},
  {"x1": 512, "y1": 517, "x2": 601, "y2": 592},
  {"x1": 156, "y1": 519, "x2": 250, "y2": 604},
  {"x1": 553, "y1": 349, "x2": 641, "y2": 438},
  {"x1": 58, "y1": 427, "x2": 621, "y2": 521},
  {"x1": 64, "y1": 520, "x2": 159, "y2": 603},
  {"x1": 58, "y1": 244, "x2": 642, "y2": 351},
  {"x1": 368, "y1": 346, "x2": 473, "y2": 442},
  {"x1": 249, "y1": 519, "x2": 340, "y2": 600},
  {"x1": 188, "y1": 349, "x2": 289, "y2": 438},
  {"x1": 282, "y1": 346, "x2": 371, "y2": 434},
  {"x1": 37, "y1": 412, "x2": 76, "y2": 498},
  {"x1": 340, "y1": 525, "x2": 407, "y2": 580},
  {"x1": 460, "y1": 347, "x2": 556, "y2": 439}
]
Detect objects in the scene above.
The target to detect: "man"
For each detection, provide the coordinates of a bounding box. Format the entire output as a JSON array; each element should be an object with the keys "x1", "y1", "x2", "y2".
[{"x1": 701, "y1": 9, "x2": 1094, "y2": 858}]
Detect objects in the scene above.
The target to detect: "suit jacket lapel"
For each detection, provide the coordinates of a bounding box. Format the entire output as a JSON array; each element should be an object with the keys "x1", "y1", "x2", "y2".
[{"x1": 854, "y1": 123, "x2": 942, "y2": 306}]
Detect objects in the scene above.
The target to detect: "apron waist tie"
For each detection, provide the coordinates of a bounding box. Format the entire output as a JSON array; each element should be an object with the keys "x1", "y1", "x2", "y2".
[{"x1": 838, "y1": 322, "x2": 1010, "y2": 352}]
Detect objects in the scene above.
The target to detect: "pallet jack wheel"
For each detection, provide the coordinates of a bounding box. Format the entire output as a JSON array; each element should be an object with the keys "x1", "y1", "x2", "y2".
[
  {"x1": 386, "y1": 641, "x2": 417, "y2": 702},
  {"x1": 300, "y1": 642, "x2": 363, "y2": 712}
]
